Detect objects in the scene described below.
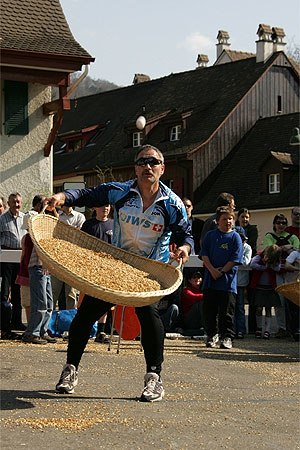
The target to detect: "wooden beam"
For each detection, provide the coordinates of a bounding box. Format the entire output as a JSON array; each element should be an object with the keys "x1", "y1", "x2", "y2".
[
  {"x1": 43, "y1": 98, "x2": 70, "y2": 115},
  {"x1": 44, "y1": 110, "x2": 64, "y2": 157},
  {"x1": 0, "y1": 67, "x2": 70, "y2": 86}
]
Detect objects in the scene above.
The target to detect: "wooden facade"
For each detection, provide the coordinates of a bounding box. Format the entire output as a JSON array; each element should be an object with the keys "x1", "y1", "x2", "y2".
[{"x1": 191, "y1": 56, "x2": 299, "y2": 189}]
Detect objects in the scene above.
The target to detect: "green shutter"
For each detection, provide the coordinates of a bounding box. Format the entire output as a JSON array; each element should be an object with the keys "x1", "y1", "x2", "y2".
[{"x1": 4, "y1": 81, "x2": 29, "y2": 135}]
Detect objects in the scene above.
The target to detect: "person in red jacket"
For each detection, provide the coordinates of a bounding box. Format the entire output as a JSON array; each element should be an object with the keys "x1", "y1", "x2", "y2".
[{"x1": 180, "y1": 269, "x2": 204, "y2": 334}]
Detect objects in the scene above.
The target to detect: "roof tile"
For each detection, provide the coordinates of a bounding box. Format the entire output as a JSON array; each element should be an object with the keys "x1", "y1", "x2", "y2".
[{"x1": 0, "y1": 0, "x2": 92, "y2": 58}]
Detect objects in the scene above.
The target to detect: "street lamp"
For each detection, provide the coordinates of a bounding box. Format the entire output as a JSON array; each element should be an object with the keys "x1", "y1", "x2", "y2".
[{"x1": 136, "y1": 115, "x2": 146, "y2": 130}]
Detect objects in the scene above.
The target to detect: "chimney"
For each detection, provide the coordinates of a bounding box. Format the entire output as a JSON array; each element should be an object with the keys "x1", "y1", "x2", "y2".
[
  {"x1": 216, "y1": 30, "x2": 230, "y2": 59},
  {"x1": 272, "y1": 27, "x2": 286, "y2": 53},
  {"x1": 133, "y1": 74, "x2": 151, "y2": 84},
  {"x1": 196, "y1": 54, "x2": 209, "y2": 68},
  {"x1": 256, "y1": 24, "x2": 273, "y2": 63}
]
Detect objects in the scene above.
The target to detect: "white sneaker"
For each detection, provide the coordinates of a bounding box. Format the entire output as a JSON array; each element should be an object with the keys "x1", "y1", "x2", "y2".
[
  {"x1": 220, "y1": 337, "x2": 233, "y2": 349},
  {"x1": 140, "y1": 372, "x2": 165, "y2": 402},
  {"x1": 206, "y1": 334, "x2": 219, "y2": 348},
  {"x1": 56, "y1": 364, "x2": 78, "y2": 394}
]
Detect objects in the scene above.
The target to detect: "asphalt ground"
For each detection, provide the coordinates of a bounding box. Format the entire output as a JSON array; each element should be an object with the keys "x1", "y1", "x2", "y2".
[{"x1": 1, "y1": 335, "x2": 299, "y2": 450}]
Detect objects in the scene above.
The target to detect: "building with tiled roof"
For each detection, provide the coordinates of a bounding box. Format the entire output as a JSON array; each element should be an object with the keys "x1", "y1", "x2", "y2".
[
  {"x1": 193, "y1": 112, "x2": 299, "y2": 245},
  {"x1": 52, "y1": 24, "x2": 299, "y2": 243},
  {"x1": 0, "y1": 0, "x2": 94, "y2": 206}
]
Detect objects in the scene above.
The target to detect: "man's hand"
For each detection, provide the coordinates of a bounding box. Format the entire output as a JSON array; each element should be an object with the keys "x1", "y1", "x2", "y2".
[
  {"x1": 43, "y1": 193, "x2": 66, "y2": 210},
  {"x1": 174, "y1": 244, "x2": 191, "y2": 264}
]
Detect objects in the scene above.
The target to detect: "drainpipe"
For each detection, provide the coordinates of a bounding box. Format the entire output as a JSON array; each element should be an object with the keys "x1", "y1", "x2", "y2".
[
  {"x1": 65, "y1": 64, "x2": 89, "y2": 99},
  {"x1": 44, "y1": 65, "x2": 89, "y2": 156}
]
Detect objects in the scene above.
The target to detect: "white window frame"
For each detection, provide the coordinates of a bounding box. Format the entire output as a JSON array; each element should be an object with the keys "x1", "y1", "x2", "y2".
[
  {"x1": 268, "y1": 173, "x2": 280, "y2": 193},
  {"x1": 170, "y1": 125, "x2": 182, "y2": 141},
  {"x1": 132, "y1": 131, "x2": 143, "y2": 147}
]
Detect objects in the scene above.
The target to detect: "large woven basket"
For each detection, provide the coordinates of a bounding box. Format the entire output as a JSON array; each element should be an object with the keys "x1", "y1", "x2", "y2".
[
  {"x1": 28, "y1": 214, "x2": 183, "y2": 307},
  {"x1": 276, "y1": 280, "x2": 300, "y2": 307}
]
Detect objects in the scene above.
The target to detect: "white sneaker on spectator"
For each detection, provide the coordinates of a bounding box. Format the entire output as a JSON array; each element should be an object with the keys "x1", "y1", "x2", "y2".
[
  {"x1": 206, "y1": 334, "x2": 219, "y2": 348},
  {"x1": 220, "y1": 337, "x2": 233, "y2": 349}
]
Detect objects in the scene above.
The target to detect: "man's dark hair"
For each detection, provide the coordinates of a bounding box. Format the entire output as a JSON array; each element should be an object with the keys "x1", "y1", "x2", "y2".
[
  {"x1": 32, "y1": 194, "x2": 44, "y2": 208},
  {"x1": 216, "y1": 192, "x2": 234, "y2": 207},
  {"x1": 8, "y1": 192, "x2": 22, "y2": 200}
]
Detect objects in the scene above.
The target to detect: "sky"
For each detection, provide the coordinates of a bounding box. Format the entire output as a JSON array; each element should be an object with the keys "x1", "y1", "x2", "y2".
[{"x1": 60, "y1": 0, "x2": 300, "y2": 87}]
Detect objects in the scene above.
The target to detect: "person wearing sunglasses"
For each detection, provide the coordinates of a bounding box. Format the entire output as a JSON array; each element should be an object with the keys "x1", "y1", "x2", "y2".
[
  {"x1": 182, "y1": 198, "x2": 204, "y2": 254},
  {"x1": 44, "y1": 144, "x2": 194, "y2": 402},
  {"x1": 285, "y1": 207, "x2": 300, "y2": 239},
  {"x1": 262, "y1": 214, "x2": 299, "y2": 338}
]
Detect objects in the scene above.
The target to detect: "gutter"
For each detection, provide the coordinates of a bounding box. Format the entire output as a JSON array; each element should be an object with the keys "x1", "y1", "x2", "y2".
[{"x1": 43, "y1": 65, "x2": 89, "y2": 157}]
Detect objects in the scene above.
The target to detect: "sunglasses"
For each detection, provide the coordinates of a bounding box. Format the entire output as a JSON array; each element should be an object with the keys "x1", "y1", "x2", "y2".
[
  {"x1": 275, "y1": 221, "x2": 287, "y2": 225},
  {"x1": 135, "y1": 157, "x2": 163, "y2": 167},
  {"x1": 292, "y1": 212, "x2": 300, "y2": 217}
]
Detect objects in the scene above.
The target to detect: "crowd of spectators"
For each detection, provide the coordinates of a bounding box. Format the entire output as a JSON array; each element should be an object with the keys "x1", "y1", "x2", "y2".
[{"x1": 0, "y1": 190, "x2": 299, "y2": 346}]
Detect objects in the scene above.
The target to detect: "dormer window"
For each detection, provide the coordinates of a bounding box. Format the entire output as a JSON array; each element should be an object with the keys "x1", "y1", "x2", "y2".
[
  {"x1": 133, "y1": 131, "x2": 143, "y2": 147},
  {"x1": 269, "y1": 173, "x2": 280, "y2": 193},
  {"x1": 170, "y1": 125, "x2": 182, "y2": 141}
]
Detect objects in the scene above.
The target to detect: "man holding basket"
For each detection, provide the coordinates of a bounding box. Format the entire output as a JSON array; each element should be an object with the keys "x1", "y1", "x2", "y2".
[{"x1": 45, "y1": 145, "x2": 193, "y2": 402}]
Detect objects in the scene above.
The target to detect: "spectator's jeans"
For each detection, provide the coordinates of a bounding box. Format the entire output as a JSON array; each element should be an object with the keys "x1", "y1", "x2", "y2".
[
  {"x1": 67, "y1": 295, "x2": 165, "y2": 375},
  {"x1": 159, "y1": 304, "x2": 179, "y2": 332},
  {"x1": 203, "y1": 288, "x2": 236, "y2": 339},
  {"x1": 25, "y1": 266, "x2": 53, "y2": 337},
  {"x1": 234, "y1": 286, "x2": 247, "y2": 334},
  {"x1": 51, "y1": 276, "x2": 78, "y2": 310}
]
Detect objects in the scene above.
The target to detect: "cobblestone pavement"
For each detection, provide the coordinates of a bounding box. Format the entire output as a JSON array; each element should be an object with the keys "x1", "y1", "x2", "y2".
[{"x1": 1, "y1": 335, "x2": 299, "y2": 450}]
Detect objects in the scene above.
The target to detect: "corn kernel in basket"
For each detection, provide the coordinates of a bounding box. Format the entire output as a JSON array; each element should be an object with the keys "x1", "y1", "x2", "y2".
[{"x1": 40, "y1": 238, "x2": 161, "y2": 293}]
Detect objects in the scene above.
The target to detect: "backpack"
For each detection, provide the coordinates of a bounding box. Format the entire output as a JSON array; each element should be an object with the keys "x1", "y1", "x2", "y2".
[
  {"x1": 266, "y1": 233, "x2": 293, "y2": 247},
  {"x1": 48, "y1": 309, "x2": 98, "y2": 338}
]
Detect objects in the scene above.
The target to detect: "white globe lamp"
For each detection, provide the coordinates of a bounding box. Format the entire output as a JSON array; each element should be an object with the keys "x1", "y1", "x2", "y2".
[{"x1": 136, "y1": 115, "x2": 146, "y2": 130}]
